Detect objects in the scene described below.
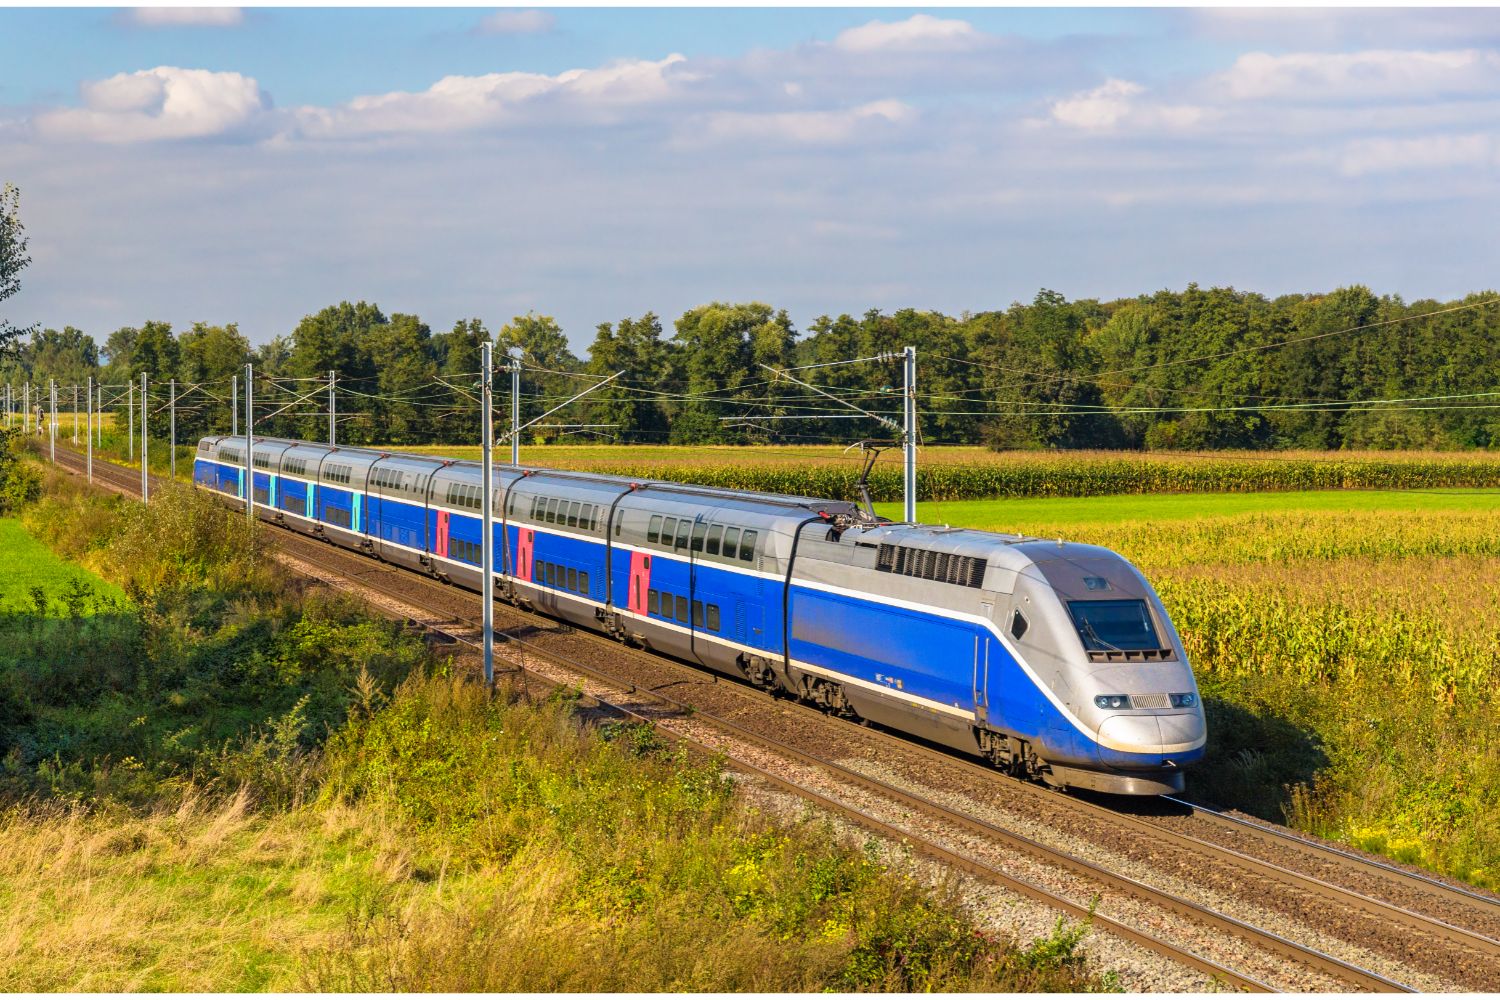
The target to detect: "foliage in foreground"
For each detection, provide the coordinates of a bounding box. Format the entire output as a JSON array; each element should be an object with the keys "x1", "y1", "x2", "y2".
[
  {"x1": 0, "y1": 463, "x2": 1104, "y2": 991},
  {"x1": 305, "y1": 677, "x2": 1100, "y2": 992}
]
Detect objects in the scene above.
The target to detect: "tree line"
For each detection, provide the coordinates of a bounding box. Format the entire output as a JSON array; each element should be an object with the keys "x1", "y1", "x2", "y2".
[{"x1": 2, "y1": 286, "x2": 1498, "y2": 450}]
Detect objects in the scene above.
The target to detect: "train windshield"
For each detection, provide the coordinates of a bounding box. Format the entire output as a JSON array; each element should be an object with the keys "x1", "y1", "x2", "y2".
[{"x1": 1067, "y1": 599, "x2": 1161, "y2": 651}]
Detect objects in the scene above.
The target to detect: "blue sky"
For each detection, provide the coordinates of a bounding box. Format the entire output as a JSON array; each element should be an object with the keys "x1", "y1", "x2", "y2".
[{"x1": 4, "y1": 6, "x2": 1500, "y2": 350}]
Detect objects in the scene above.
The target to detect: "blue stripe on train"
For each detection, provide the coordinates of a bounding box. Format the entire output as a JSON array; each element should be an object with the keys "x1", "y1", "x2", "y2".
[{"x1": 195, "y1": 458, "x2": 1193, "y2": 769}]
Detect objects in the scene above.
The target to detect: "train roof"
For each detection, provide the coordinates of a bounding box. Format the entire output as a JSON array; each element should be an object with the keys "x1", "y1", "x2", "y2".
[{"x1": 198, "y1": 435, "x2": 862, "y2": 518}]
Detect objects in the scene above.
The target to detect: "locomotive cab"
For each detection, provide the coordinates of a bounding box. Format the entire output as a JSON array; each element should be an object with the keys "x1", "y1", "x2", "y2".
[{"x1": 1005, "y1": 542, "x2": 1206, "y2": 795}]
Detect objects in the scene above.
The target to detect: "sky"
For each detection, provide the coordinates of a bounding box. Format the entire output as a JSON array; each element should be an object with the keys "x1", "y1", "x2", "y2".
[{"x1": 4, "y1": 5, "x2": 1500, "y2": 351}]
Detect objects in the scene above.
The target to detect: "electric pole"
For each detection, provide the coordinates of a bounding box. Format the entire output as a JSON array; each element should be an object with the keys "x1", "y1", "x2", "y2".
[
  {"x1": 481, "y1": 341, "x2": 495, "y2": 686},
  {"x1": 244, "y1": 363, "x2": 254, "y2": 527},
  {"x1": 86, "y1": 376, "x2": 93, "y2": 483},
  {"x1": 232, "y1": 374, "x2": 238, "y2": 436},
  {"x1": 48, "y1": 379, "x2": 56, "y2": 462},
  {"x1": 328, "y1": 369, "x2": 336, "y2": 446},
  {"x1": 128, "y1": 379, "x2": 134, "y2": 460},
  {"x1": 140, "y1": 373, "x2": 149, "y2": 504},
  {"x1": 72, "y1": 385, "x2": 79, "y2": 444},
  {"x1": 508, "y1": 347, "x2": 522, "y2": 465},
  {"x1": 903, "y1": 345, "x2": 916, "y2": 524},
  {"x1": 169, "y1": 377, "x2": 176, "y2": 479}
]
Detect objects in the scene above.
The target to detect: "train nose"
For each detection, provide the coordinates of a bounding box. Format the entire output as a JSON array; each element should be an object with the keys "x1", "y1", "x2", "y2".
[{"x1": 1097, "y1": 711, "x2": 1206, "y2": 755}]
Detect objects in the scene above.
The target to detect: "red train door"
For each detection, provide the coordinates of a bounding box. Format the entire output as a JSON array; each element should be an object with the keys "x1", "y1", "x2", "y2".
[
  {"x1": 628, "y1": 552, "x2": 651, "y2": 615},
  {"x1": 516, "y1": 527, "x2": 534, "y2": 582},
  {"x1": 435, "y1": 510, "x2": 450, "y2": 558}
]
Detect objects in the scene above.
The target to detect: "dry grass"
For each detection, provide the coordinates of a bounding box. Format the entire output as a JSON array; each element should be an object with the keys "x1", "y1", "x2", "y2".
[{"x1": 0, "y1": 794, "x2": 421, "y2": 991}]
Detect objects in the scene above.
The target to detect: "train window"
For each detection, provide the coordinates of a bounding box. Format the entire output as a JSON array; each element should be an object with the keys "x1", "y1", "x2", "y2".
[
  {"x1": 579, "y1": 571, "x2": 589, "y2": 593},
  {"x1": 568, "y1": 502, "x2": 581, "y2": 528},
  {"x1": 690, "y1": 523, "x2": 706, "y2": 552},
  {"x1": 543, "y1": 498, "x2": 556, "y2": 523},
  {"x1": 739, "y1": 530, "x2": 757, "y2": 561},
  {"x1": 648, "y1": 589, "x2": 659, "y2": 615},
  {"x1": 1068, "y1": 599, "x2": 1161, "y2": 652},
  {"x1": 674, "y1": 595, "x2": 689, "y2": 624},
  {"x1": 674, "y1": 520, "x2": 690, "y2": 549},
  {"x1": 706, "y1": 604, "x2": 720, "y2": 631},
  {"x1": 567, "y1": 568, "x2": 577, "y2": 591},
  {"x1": 722, "y1": 527, "x2": 740, "y2": 558},
  {"x1": 1011, "y1": 609, "x2": 1028, "y2": 641},
  {"x1": 662, "y1": 517, "x2": 678, "y2": 545},
  {"x1": 706, "y1": 525, "x2": 722, "y2": 555},
  {"x1": 692, "y1": 601, "x2": 703, "y2": 627},
  {"x1": 533, "y1": 559, "x2": 542, "y2": 582},
  {"x1": 615, "y1": 511, "x2": 623, "y2": 537},
  {"x1": 531, "y1": 496, "x2": 543, "y2": 519},
  {"x1": 648, "y1": 516, "x2": 662, "y2": 543}
]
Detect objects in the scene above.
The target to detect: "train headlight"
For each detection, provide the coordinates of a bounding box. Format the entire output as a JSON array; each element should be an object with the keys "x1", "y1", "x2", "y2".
[
  {"x1": 1170, "y1": 693, "x2": 1196, "y2": 708},
  {"x1": 1094, "y1": 694, "x2": 1131, "y2": 710}
]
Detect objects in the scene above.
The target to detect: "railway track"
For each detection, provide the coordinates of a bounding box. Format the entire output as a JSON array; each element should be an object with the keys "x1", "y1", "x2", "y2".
[{"x1": 47, "y1": 444, "x2": 1500, "y2": 991}]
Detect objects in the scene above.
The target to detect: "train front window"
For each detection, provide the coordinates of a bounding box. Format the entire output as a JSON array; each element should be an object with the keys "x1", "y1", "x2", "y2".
[{"x1": 1067, "y1": 600, "x2": 1161, "y2": 651}]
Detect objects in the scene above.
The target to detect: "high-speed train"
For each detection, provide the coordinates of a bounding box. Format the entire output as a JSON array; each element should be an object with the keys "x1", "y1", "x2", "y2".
[{"x1": 194, "y1": 434, "x2": 1206, "y2": 795}]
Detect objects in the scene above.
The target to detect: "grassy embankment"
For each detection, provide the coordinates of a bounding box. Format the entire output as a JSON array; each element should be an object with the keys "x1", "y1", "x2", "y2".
[{"x1": 0, "y1": 448, "x2": 1105, "y2": 992}]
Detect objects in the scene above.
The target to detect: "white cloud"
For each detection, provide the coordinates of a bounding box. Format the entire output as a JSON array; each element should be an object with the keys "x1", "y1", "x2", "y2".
[
  {"x1": 295, "y1": 55, "x2": 693, "y2": 138},
  {"x1": 1339, "y1": 133, "x2": 1500, "y2": 176},
  {"x1": 127, "y1": 7, "x2": 243, "y2": 28},
  {"x1": 475, "y1": 9, "x2": 554, "y2": 36},
  {"x1": 1191, "y1": 8, "x2": 1500, "y2": 49},
  {"x1": 1220, "y1": 48, "x2": 1500, "y2": 101},
  {"x1": 34, "y1": 66, "x2": 268, "y2": 142},
  {"x1": 692, "y1": 99, "x2": 913, "y2": 145},
  {"x1": 1050, "y1": 79, "x2": 1143, "y2": 130},
  {"x1": 832, "y1": 14, "x2": 982, "y2": 54}
]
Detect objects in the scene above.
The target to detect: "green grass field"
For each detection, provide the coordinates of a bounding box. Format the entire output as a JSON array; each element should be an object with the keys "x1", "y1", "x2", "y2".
[{"x1": 0, "y1": 517, "x2": 125, "y2": 612}]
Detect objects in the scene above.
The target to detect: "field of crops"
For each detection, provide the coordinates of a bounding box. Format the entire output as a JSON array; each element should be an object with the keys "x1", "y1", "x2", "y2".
[
  {"x1": 394, "y1": 443, "x2": 1500, "y2": 501},
  {"x1": 910, "y1": 498, "x2": 1500, "y2": 889}
]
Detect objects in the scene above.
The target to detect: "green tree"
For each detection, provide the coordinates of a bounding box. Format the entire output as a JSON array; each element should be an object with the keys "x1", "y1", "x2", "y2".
[
  {"x1": 583, "y1": 312, "x2": 671, "y2": 442},
  {"x1": 0, "y1": 183, "x2": 33, "y2": 352},
  {"x1": 432, "y1": 318, "x2": 488, "y2": 443},
  {"x1": 669, "y1": 302, "x2": 783, "y2": 443},
  {"x1": 497, "y1": 313, "x2": 581, "y2": 444},
  {"x1": 364, "y1": 313, "x2": 438, "y2": 444},
  {"x1": 178, "y1": 322, "x2": 250, "y2": 437}
]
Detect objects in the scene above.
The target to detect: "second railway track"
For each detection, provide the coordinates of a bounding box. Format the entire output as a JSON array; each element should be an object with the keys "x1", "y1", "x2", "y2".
[{"x1": 49, "y1": 444, "x2": 1500, "y2": 992}]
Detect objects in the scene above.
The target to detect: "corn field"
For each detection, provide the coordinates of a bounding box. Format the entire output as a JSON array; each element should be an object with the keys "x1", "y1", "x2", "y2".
[
  {"x1": 1035, "y1": 506, "x2": 1500, "y2": 889},
  {"x1": 399, "y1": 444, "x2": 1500, "y2": 501}
]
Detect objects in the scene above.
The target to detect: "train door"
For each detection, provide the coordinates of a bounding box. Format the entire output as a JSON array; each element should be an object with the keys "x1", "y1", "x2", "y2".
[
  {"x1": 515, "y1": 527, "x2": 534, "y2": 582},
  {"x1": 628, "y1": 552, "x2": 651, "y2": 615},
  {"x1": 973, "y1": 627, "x2": 992, "y2": 725},
  {"x1": 435, "y1": 510, "x2": 450, "y2": 559}
]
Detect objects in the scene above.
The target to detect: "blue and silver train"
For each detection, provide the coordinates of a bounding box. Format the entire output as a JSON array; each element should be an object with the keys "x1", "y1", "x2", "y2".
[{"x1": 195, "y1": 435, "x2": 1206, "y2": 795}]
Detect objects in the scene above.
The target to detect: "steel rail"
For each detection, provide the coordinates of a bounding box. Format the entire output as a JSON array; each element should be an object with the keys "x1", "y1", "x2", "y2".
[{"x1": 1165, "y1": 796, "x2": 1500, "y2": 913}]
